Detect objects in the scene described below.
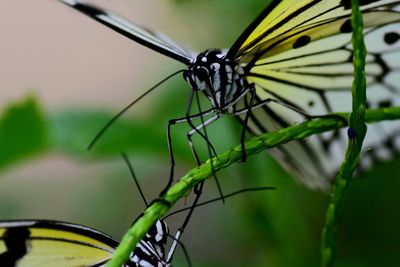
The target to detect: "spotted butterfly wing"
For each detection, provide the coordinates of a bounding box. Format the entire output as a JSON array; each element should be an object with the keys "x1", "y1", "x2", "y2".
[
  {"x1": 230, "y1": 0, "x2": 400, "y2": 188},
  {"x1": 0, "y1": 219, "x2": 171, "y2": 267},
  {"x1": 57, "y1": 0, "x2": 400, "y2": 190}
]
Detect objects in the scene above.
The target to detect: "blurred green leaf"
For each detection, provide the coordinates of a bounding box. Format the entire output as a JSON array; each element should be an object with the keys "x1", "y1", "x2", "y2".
[
  {"x1": 49, "y1": 110, "x2": 167, "y2": 156},
  {"x1": 0, "y1": 96, "x2": 48, "y2": 171}
]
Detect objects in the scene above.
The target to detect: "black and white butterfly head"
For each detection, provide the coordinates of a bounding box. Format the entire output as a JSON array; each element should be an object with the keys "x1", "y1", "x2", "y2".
[{"x1": 184, "y1": 49, "x2": 248, "y2": 113}]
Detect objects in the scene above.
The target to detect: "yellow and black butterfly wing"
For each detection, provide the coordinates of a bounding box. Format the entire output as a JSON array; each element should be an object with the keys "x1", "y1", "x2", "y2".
[
  {"x1": 0, "y1": 220, "x2": 126, "y2": 267},
  {"x1": 230, "y1": 0, "x2": 399, "y2": 62},
  {"x1": 232, "y1": 0, "x2": 400, "y2": 189}
]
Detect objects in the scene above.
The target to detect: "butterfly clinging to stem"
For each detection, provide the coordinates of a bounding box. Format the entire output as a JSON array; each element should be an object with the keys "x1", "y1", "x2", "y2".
[
  {"x1": 0, "y1": 153, "x2": 184, "y2": 267},
  {"x1": 0, "y1": 156, "x2": 274, "y2": 267},
  {"x1": 58, "y1": 0, "x2": 400, "y2": 190}
]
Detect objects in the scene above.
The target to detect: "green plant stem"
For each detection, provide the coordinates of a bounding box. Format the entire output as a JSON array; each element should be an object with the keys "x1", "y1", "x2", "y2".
[
  {"x1": 321, "y1": 1, "x2": 367, "y2": 266},
  {"x1": 106, "y1": 105, "x2": 399, "y2": 267}
]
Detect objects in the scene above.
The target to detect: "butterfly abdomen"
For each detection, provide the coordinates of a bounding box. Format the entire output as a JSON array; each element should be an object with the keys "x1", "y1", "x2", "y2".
[{"x1": 184, "y1": 49, "x2": 248, "y2": 112}]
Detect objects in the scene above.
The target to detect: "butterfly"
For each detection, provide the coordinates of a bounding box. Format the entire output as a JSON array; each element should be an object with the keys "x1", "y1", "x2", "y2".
[
  {"x1": 0, "y1": 150, "x2": 274, "y2": 266},
  {"x1": 0, "y1": 177, "x2": 273, "y2": 267},
  {"x1": 57, "y1": 0, "x2": 400, "y2": 190},
  {"x1": 0, "y1": 182, "x2": 275, "y2": 267},
  {"x1": 0, "y1": 219, "x2": 171, "y2": 267},
  {"x1": 0, "y1": 153, "x2": 181, "y2": 267}
]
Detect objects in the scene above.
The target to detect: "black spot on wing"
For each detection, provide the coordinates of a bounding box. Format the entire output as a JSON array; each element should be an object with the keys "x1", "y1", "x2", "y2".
[
  {"x1": 384, "y1": 32, "x2": 400, "y2": 45},
  {"x1": 0, "y1": 227, "x2": 30, "y2": 267},
  {"x1": 340, "y1": 19, "x2": 352, "y2": 33},
  {"x1": 378, "y1": 100, "x2": 392, "y2": 108},
  {"x1": 340, "y1": 0, "x2": 380, "y2": 9},
  {"x1": 384, "y1": 137, "x2": 394, "y2": 149},
  {"x1": 293, "y1": 36, "x2": 311, "y2": 49}
]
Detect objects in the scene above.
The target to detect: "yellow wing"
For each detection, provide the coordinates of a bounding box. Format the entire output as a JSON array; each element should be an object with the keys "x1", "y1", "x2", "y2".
[
  {"x1": 232, "y1": 0, "x2": 400, "y2": 189},
  {"x1": 230, "y1": 0, "x2": 400, "y2": 63},
  {"x1": 0, "y1": 220, "x2": 124, "y2": 267}
]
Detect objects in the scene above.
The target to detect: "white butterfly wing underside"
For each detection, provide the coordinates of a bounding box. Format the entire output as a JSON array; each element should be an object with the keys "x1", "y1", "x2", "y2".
[
  {"x1": 59, "y1": 0, "x2": 195, "y2": 64},
  {"x1": 236, "y1": 1, "x2": 400, "y2": 189}
]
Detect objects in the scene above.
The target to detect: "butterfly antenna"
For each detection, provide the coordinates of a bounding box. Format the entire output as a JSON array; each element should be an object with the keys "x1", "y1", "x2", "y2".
[
  {"x1": 182, "y1": 180, "x2": 205, "y2": 233},
  {"x1": 164, "y1": 186, "x2": 275, "y2": 219},
  {"x1": 87, "y1": 70, "x2": 185, "y2": 150},
  {"x1": 121, "y1": 152, "x2": 148, "y2": 207}
]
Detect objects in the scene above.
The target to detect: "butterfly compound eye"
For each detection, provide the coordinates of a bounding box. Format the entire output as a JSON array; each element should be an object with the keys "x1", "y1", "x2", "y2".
[{"x1": 195, "y1": 67, "x2": 209, "y2": 81}]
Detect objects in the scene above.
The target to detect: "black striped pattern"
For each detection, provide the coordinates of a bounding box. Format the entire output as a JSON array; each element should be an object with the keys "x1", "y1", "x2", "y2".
[
  {"x1": 132, "y1": 220, "x2": 170, "y2": 267},
  {"x1": 184, "y1": 49, "x2": 248, "y2": 112}
]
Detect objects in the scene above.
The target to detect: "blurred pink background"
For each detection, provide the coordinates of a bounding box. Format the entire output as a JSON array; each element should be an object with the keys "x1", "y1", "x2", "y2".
[
  {"x1": 0, "y1": 0, "x2": 215, "y2": 110},
  {"x1": 0, "y1": 0, "x2": 235, "y2": 244}
]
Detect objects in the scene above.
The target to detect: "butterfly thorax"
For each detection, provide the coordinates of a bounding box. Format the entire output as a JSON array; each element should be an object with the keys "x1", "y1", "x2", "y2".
[
  {"x1": 131, "y1": 220, "x2": 171, "y2": 267},
  {"x1": 184, "y1": 49, "x2": 248, "y2": 113}
]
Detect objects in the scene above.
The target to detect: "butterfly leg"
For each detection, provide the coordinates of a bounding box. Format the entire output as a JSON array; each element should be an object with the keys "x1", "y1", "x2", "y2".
[
  {"x1": 185, "y1": 90, "x2": 219, "y2": 163},
  {"x1": 186, "y1": 113, "x2": 225, "y2": 200},
  {"x1": 186, "y1": 90, "x2": 224, "y2": 200},
  {"x1": 164, "y1": 122, "x2": 210, "y2": 266},
  {"x1": 166, "y1": 179, "x2": 205, "y2": 266},
  {"x1": 234, "y1": 95, "x2": 298, "y2": 116},
  {"x1": 166, "y1": 229, "x2": 192, "y2": 267},
  {"x1": 233, "y1": 94, "x2": 278, "y2": 154},
  {"x1": 186, "y1": 114, "x2": 221, "y2": 163},
  {"x1": 238, "y1": 83, "x2": 258, "y2": 162},
  {"x1": 161, "y1": 108, "x2": 216, "y2": 195}
]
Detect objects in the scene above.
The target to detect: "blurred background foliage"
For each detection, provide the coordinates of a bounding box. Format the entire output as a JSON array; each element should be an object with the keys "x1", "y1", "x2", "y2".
[{"x1": 0, "y1": 0, "x2": 399, "y2": 266}]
